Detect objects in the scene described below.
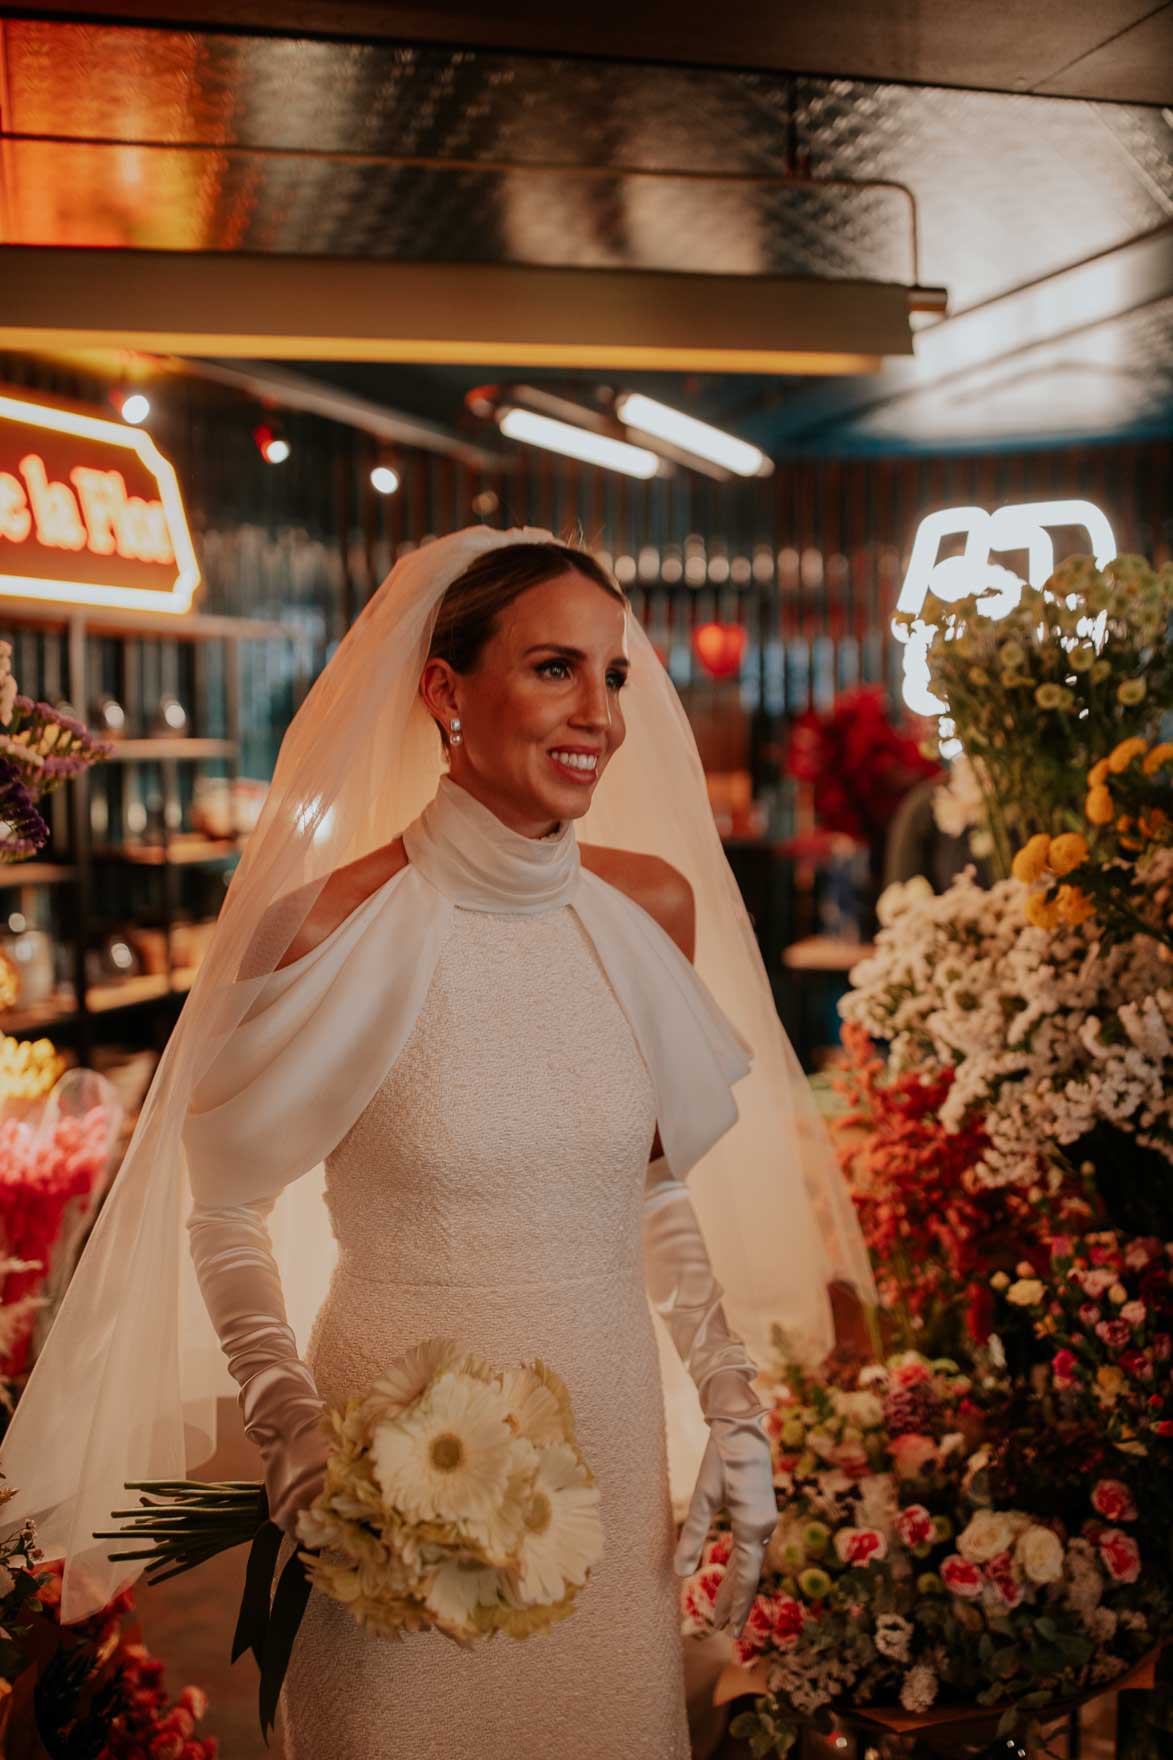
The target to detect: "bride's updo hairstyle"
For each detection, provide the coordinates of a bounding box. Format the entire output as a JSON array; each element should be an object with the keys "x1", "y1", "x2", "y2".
[{"x1": 426, "y1": 536, "x2": 628, "y2": 751}]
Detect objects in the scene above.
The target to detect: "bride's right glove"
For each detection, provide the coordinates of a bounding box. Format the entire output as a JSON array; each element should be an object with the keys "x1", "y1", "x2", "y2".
[
  {"x1": 186, "y1": 1198, "x2": 331, "y2": 1536},
  {"x1": 641, "y1": 1156, "x2": 778, "y2": 1638}
]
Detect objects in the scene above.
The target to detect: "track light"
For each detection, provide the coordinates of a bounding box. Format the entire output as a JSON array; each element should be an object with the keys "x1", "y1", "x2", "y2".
[
  {"x1": 497, "y1": 407, "x2": 660, "y2": 479},
  {"x1": 614, "y1": 393, "x2": 768, "y2": 478},
  {"x1": 110, "y1": 387, "x2": 151, "y2": 425},
  {"x1": 254, "y1": 422, "x2": 290, "y2": 465}
]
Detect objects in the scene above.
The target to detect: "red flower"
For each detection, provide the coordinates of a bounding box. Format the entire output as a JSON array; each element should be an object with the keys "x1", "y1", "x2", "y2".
[
  {"x1": 1091, "y1": 1479, "x2": 1138, "y2": 1522},
  {"x1": 983, "y1": 1551, "x2": 1024, "y2": 1608},
  {"x1": 1052, "y1": 1349, "x2": 1080, "y2": 1390},
  {"x1": 941, "y1": 1555, "x2": 983, "y2": 1598},
  {"x1": 1097, "y1": 1528, "x2": 1141, "y2": 1583},
  {"x1": 896, "y1": 1504, "x2": 934, "y2": 1549},
  {"x1": 769, "y1": 1595, "x2": 808, "y2": 1648},
  {"x1": 834, "y1": 1527, "x2": 888, "y2": 1567},
  {"x1": 1118, "y1": 1348, "x2": 1152, "y2": 1380},
  {"x1": 1096, "y1": 1319, "x2": 1133, "y2": 1350},
  {"x1": 1152, "y1": 1420, "x2": 1173, "y2": 1437}
]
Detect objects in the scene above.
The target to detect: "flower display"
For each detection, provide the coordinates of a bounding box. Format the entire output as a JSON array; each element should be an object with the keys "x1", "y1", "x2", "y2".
[
  {"x1": 0, "y1": 640, "x2": 115, "y2": 862},
  {"x1": 839, "y1": 869, "x2": 1173, "y2": 1196},
  {"x1": 784, "y1": 685, "x2": 941, "y2": 847},
  {"x1": 697, "y1": 1351, "x2": 1167, "y2": 1754},
  {"x1": 902, "y1": 553, "x2": 1172, "y2": 874}
]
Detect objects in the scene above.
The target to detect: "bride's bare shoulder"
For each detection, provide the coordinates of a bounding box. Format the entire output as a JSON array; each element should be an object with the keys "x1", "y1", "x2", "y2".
[
  {"x1": 578, "y1": 842, "x2": 695, "y2": 961},
  {"x1": 270, "y1": 837, "x2": 409, "y2": 972}
]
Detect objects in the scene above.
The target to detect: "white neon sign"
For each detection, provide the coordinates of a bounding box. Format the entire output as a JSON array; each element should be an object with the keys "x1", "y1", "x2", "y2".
[{"x1": 893, "y1": 499, "x2": 1116, "y2": 716}]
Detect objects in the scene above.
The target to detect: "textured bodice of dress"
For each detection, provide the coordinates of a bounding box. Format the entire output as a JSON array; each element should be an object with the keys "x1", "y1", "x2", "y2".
[
  {"x1": 320, "y1": 902, "x2": 657, "y2": 1298},
  {"x1": 274, "y1": 898, "x2": 693, "y2": 1758}
]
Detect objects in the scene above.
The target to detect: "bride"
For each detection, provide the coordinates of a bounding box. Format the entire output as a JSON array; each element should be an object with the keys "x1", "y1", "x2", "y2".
[{"x1": 0, "y1": 526, "x2": 875, "y2": 1757}]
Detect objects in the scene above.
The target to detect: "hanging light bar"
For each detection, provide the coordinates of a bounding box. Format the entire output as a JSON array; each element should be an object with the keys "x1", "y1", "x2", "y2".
[
  {"x1": 614, "y1": 393, "x2": 767, "y2": 477},
  {"x1": 497, "y1": 407, "x2": 660, "y2": 478}
]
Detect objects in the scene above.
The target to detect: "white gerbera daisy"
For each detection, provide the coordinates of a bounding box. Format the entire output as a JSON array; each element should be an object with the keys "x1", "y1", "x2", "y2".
[
  {"x1": 370, "y1": 1371, "x2": 519, "y2": 1530},
  {"x1": 496, "y1": 1366, "x2": 565, "y2": 1446},
  {"x1": 425, "y1": 1555, "x2": 503, "y2": 1626},
  {"x1": 366, "y1": 1337, "x2": 463, "y2": 1422},
  {"x1": 512, "y1": 1444, "x2": 603, "y2": 1606}
]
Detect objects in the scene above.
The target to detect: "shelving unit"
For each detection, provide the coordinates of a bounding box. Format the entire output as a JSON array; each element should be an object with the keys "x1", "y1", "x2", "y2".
[{"x1": 0, "y1": 599, "x2": 309, "y2": 1064}]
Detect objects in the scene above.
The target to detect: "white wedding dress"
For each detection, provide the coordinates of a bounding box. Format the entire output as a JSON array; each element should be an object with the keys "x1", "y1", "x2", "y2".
[{"x1": 271, "y1": 896, "x2": 692, "y2": 1757}]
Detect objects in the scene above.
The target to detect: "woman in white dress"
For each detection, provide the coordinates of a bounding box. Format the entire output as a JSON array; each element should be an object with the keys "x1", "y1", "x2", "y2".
[
  {"x1": 0, "y1": 527, "x2": 875, "y2": 1758},
  {"x1": 186, "y1": 543, "x2": 778, "y2": 1756}
]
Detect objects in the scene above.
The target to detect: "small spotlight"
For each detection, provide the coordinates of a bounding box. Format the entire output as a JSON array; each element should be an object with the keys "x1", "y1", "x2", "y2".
[
  {"x1": 370, "y1": 465, "x2": 400, "y2": 495},
  {"x1": 255, "y1": 423, "x2": 290, "y2": 465},
  {"x1": 119, "y1": 392, "x2": 151, "y2": 425}
]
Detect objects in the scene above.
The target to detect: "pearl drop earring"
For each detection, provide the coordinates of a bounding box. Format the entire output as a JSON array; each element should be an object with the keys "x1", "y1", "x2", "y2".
[{"x1": 449, "y1": 716, "x2": 462, "y2": 747}]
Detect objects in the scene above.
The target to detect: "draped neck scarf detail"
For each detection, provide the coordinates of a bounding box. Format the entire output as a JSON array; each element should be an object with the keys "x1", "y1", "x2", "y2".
[{"x1": 401, "y1": 774, "x2": 581, "y2": 914}]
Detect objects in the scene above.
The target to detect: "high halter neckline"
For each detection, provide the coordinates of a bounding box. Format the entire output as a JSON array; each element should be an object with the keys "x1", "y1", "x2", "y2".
[{"x1": 401, "y1": 773, "x2": 582, "y2": 913}]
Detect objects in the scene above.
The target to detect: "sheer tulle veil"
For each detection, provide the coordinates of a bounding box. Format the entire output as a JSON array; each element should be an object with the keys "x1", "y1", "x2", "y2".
[{"x1": 0, "y1": 523, "x2": 876, "y2": 1621}]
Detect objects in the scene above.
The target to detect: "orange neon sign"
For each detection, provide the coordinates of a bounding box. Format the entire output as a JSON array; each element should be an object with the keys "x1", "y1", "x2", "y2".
[{"x1": 0, "y1": 391, "x2": 199, "y2": 613}]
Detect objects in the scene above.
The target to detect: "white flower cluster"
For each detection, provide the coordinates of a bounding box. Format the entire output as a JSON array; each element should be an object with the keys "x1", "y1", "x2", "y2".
[
  {"x1": 766, "y1": 1647, "x2": 860, "y2": 1717},
  {"x1": 842, "y1": 867, "x2": 1173, "y2": 1186}
]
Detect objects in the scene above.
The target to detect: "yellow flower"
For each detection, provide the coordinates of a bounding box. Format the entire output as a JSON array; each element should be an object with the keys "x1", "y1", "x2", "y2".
[
  {"x1": 1011, "y1": 833, "x2": 1053, "y2": 885},
  {"x1": 1056, "y1": 885, "x2": 1095, "y2": 927},
  {"x1": 1117, "y1": 679, "x2": 1147, "y2": 707},
  {"x1": 1024, "y1": 890, "x2": 1062, "y2": 930},
  {"x1": 1108, "y1": 736, "x2": 1148, "y2": 773},
  {"x1": 1116, "y1": 815, "x2": 1144, "y2": 853},
  {"x1": 1142, "y1": 742, "x2": 1173, "y2": 775},
  {"x1": 1086, "y1": 785, "x2": 1114, "y2": 826},
  {"x1": 1139, "y1": 808, "x2": 1169, "y2": 841},
  {"x1": 1035, "y1": 682, "x2": 1066, "y2": 710},
  {"x1": 1048, "y1": 833, "x2": 1088, "y2": 876},
  {"x1": 1087, "y1": 758, "x2": 1111, "y2": 788},
  {"x1": 1097, "y1": 1365, "x2": 1124, "y2": 1405}
]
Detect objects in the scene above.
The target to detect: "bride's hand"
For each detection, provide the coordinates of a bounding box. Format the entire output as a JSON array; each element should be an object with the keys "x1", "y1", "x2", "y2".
[
  {"x1": 673, "y1": 1380, "x2": 778, "y2": 1638},
  {"x1": 263, "y1": 1412, "x2": 333, "y2": 1536}
]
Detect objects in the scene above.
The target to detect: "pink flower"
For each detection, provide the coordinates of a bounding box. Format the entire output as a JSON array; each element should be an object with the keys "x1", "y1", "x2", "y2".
[
  {"x1": 1092, "y1": 1480, "x2": 1137, "y2": 1522},
  {"x1": 1124, "y1": 1239, "x2": 1157, "y2": 1270},
  {"x1": 1153, "y1": 1334, "x2": 1172, "y2": 1363},
  {"x1": 1052, "y1": 1349, "x2": 1080, "y2": 1390},
  {"x1": 890, "y1": 1358, "x2": 934, "y2": 1390},
  {"x1": 1089, "y1": 1245, "x2": 1120, "y2": 1268},
  {"x1": 834, "y1": 1526, "x2": 888, "y2": 1567},
  {"x1": 705, "y1": 1533, "x2": 734, "y2": 1568},
  {"x1": 1049, "y1": 1235, "x2": 1074, "y2": 1261},
  {"x1": 941, "y1": 1554, "x2": 983, "y2": 1598},
  {"x1": 1120, "y1": 1301, "x2": 1147, "y2": 1327},
  {"x1": 830, "y1": 1441, "x2": 871, "y2": 1479},
  {"x1": 769, "y1": 1595, "x2": 808, "y2": 1648},
  {"x1": 1080, "y1": 1269, "x2": 1117, "y2": 1298},
  {"x1": 1119, "y1": 1348, "x2": 1152, "y2": 1380},
  {"x1": 983, "y1": 1551, "x2": 1024, "y2": 1608},
  {"x1": 896, "y1": 1504, "x2": 935, "y2": 1549},
  {"x1": 1098, "y1": 1528, "x2": 1140, "y2": 1583},
  {"x1": 889, "y1": 1434, "x2": 938, "y2": 1479},
  {"x1": 1096, "y1": 1319, "x2": 1133, "y2": 1350},
  {"x1": 1078, "y1": 1304, "x2": 1102, "y2": 1328}
]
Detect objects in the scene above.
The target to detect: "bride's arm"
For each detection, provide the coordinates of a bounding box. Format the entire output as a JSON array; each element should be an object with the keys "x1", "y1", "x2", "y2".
[
  {"x1": 595, "y1": 847, "x2": 774, "y2": 1633},
  {"x1": 187, "y1": 1195, "x2": 332, "y2": 1535}
]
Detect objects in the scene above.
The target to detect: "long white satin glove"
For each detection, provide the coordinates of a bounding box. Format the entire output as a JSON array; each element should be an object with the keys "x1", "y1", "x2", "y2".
[
  {"x1": 186, "y1": 1198, "x2": 332, "y2": 1536},
  {"x1": 642, "y1": 1155, "x2": 777, "y2": 1637}
]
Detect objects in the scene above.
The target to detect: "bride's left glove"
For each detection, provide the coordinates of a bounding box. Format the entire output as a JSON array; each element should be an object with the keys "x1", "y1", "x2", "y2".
[
  {"x1": 187, "y1": 1198, "x2": 332, "y2": 1537},
  {"x1": 641, "y1": 1156, "x2": 778, "y2": 1638}
]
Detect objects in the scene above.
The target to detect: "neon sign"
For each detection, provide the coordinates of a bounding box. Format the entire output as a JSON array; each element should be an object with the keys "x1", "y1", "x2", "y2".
[
  {"x1": 892, "y1": 499, "x2": 1116, "y2": 716},
  {"x1": 0, "y1": 391, "x2": 199, "y2": 613}
]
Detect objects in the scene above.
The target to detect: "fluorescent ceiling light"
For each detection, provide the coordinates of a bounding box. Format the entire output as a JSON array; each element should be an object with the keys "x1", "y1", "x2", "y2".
[
  {"x1": 498, "y1": 407, "x2": 660, "y2": 478},
  {"x1": 614, "y1": 393, "x2": 766, "y2": 477}
]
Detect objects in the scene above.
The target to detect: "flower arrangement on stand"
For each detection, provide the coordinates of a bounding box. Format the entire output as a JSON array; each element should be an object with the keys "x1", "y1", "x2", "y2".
[{"x1": 694, "y1": 553, "x2": 1173, "y2": 1756}]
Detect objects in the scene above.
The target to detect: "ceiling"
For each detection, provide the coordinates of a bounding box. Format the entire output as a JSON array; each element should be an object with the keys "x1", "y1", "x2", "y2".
[
  {"x1": 9, "y1": 0, "x2": 1173, "y2": 102},
  {"x1": 0, "y1": 12, "x2": 1171, "y2": 455}
]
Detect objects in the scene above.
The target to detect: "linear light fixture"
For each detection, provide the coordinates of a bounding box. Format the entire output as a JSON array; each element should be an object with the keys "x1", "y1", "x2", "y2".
[
  {"x1": 497, "y1": 407, "x2": 661, "y2": 478},
  {"x1": 614, "y1": 393, "x2": 768, "y2": 477}
]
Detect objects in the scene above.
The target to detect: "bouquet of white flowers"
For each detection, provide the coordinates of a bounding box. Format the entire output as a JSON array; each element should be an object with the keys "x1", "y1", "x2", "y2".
[
  {"x1": 293, "y1": 1335, "x2": 603, "y2": 1644},
  {"x1": 99, "y1": 1336, "x2": 602, "y2": 1738}
]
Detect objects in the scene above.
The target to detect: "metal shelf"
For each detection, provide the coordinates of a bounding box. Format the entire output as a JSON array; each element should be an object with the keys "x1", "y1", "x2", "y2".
[
  {"x1": 104, "y1": 738, "x2": 238, "y2": 762},
  {"x1": 91, "y1": 836, "x2": 245, "y2": 866}
]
